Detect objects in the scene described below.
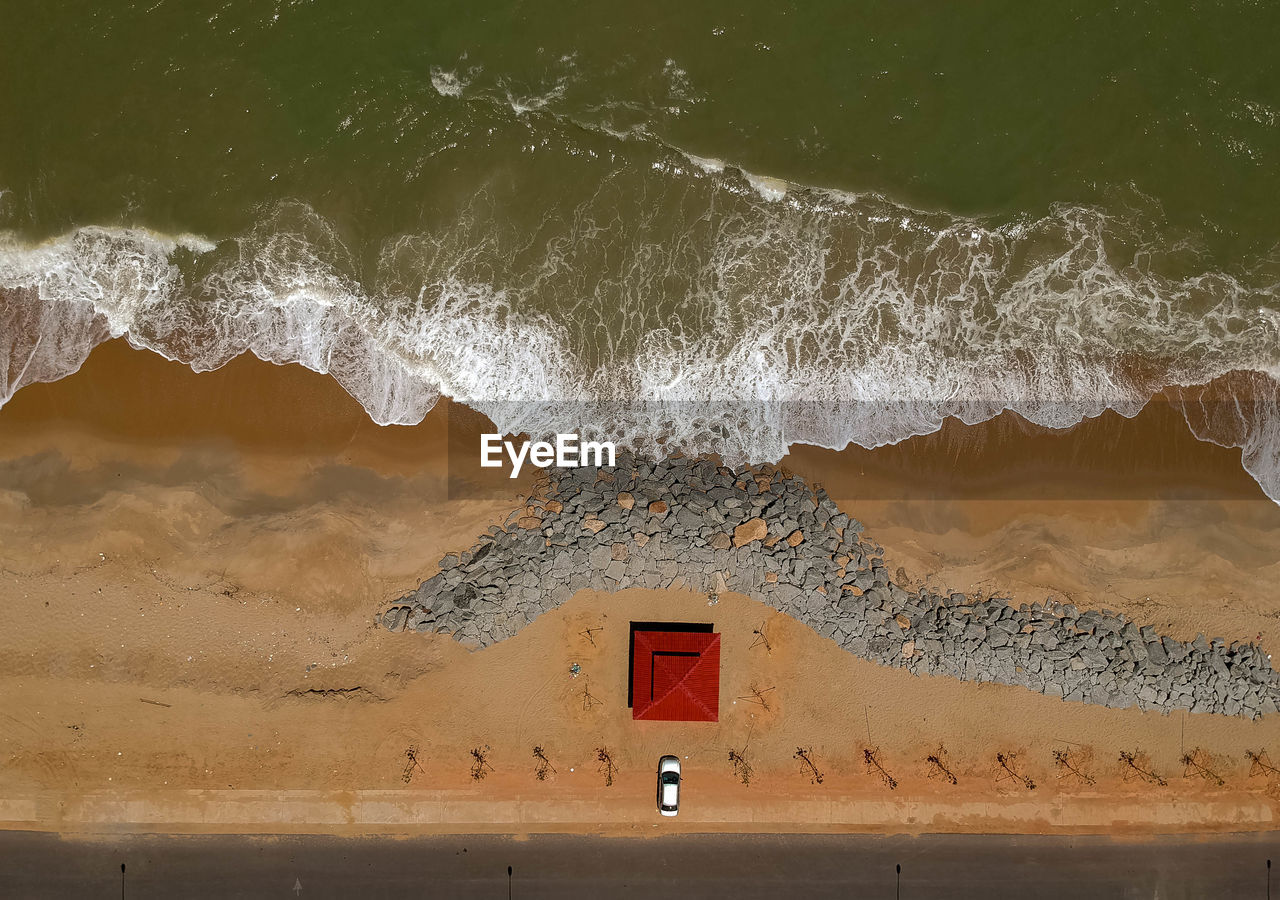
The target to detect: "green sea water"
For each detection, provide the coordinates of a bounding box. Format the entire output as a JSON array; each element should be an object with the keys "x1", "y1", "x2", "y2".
[
  {"x1": 6, "y1": 1, "x2": 1280, "y2": 242},
  {"x1": 2, "y1": 1, "x2": 1279, "y2": 493}
]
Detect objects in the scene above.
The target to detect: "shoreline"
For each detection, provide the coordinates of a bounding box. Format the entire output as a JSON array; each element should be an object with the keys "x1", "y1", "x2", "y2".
[{"x1": 2, "y1": 339, "x2": 1273, "y2": 502}]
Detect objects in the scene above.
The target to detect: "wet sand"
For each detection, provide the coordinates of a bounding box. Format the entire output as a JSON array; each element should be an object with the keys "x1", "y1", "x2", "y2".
[{"x1": 1, "y1": 341, "x2": 1278, "y2": 833}]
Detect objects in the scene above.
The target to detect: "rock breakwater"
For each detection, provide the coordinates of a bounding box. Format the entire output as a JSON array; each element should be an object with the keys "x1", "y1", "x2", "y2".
[{"x1": 380, "y1": 454, "x2": 1279, "y2": 719}]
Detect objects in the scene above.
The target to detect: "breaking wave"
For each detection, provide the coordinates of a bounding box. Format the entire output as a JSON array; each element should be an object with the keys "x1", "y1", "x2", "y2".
[{"x1": 2, "y1": 153, "x2": 1279, "y2": 501}]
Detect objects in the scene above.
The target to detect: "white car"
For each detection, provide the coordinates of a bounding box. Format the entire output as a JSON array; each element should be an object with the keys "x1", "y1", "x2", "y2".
[{"x1": 657, "y1": 755, "x2": 681, "y2": 817}]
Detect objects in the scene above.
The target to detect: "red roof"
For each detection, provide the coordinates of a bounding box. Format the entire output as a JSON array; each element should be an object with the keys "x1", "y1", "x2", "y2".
[{"x1": 631, "y1": 630, "x2": 721, "y2": 722}]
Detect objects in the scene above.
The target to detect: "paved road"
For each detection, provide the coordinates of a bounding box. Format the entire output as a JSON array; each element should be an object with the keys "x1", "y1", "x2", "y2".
[{"x1": 0, "y1": 831, "x2": 1275, "y2": 899}]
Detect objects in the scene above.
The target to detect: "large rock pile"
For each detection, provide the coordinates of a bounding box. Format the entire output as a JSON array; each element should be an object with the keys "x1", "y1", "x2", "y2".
[{"x1": 381, "y1": 453, "x2": 1280, "y2": 719}]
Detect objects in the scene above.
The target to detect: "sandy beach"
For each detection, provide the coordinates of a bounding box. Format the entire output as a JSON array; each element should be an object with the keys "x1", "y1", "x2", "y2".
[{"x1": 0, "y1": 341, "x2": 1277, "y2": 834}]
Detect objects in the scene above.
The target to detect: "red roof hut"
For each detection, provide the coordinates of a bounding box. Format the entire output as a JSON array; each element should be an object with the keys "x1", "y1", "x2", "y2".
[{"x1": 629, "y1": 627, "x2": 721, "y2": 722}]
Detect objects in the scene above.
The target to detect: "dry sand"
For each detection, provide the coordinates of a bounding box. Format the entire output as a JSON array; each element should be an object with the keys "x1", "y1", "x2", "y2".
[{"x1": 1, "y1": 340, "x2": 1279, "y2": 834}]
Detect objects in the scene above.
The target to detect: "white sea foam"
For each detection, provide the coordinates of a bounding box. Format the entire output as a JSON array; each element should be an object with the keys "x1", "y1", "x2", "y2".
[
  {"x1": 2, "y1": 173, "x2": 1279, "y2": 504},
  {"x1": 503, "y1": 79, "x2": 567, "y2": 116},
  {"x1": 743, "y1": 172, "x2": 789, "y2": 202},
  {"x1": 430, "y1": 67, "x2": 469, "y2": 98},
  {"x1": 661, "y1": 59, "x2": 702, "y2": 116},
  {"x1": 682, "y1": 152, "x2": 726, "y2": 174},
  {"x1": 0, "y1": 221, "x2": 439, "y2": 426}
]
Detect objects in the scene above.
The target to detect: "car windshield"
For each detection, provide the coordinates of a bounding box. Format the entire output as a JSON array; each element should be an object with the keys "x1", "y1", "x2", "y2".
[{"x1": 661, "y1": 772, "x2": 679, "y2": 784}]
